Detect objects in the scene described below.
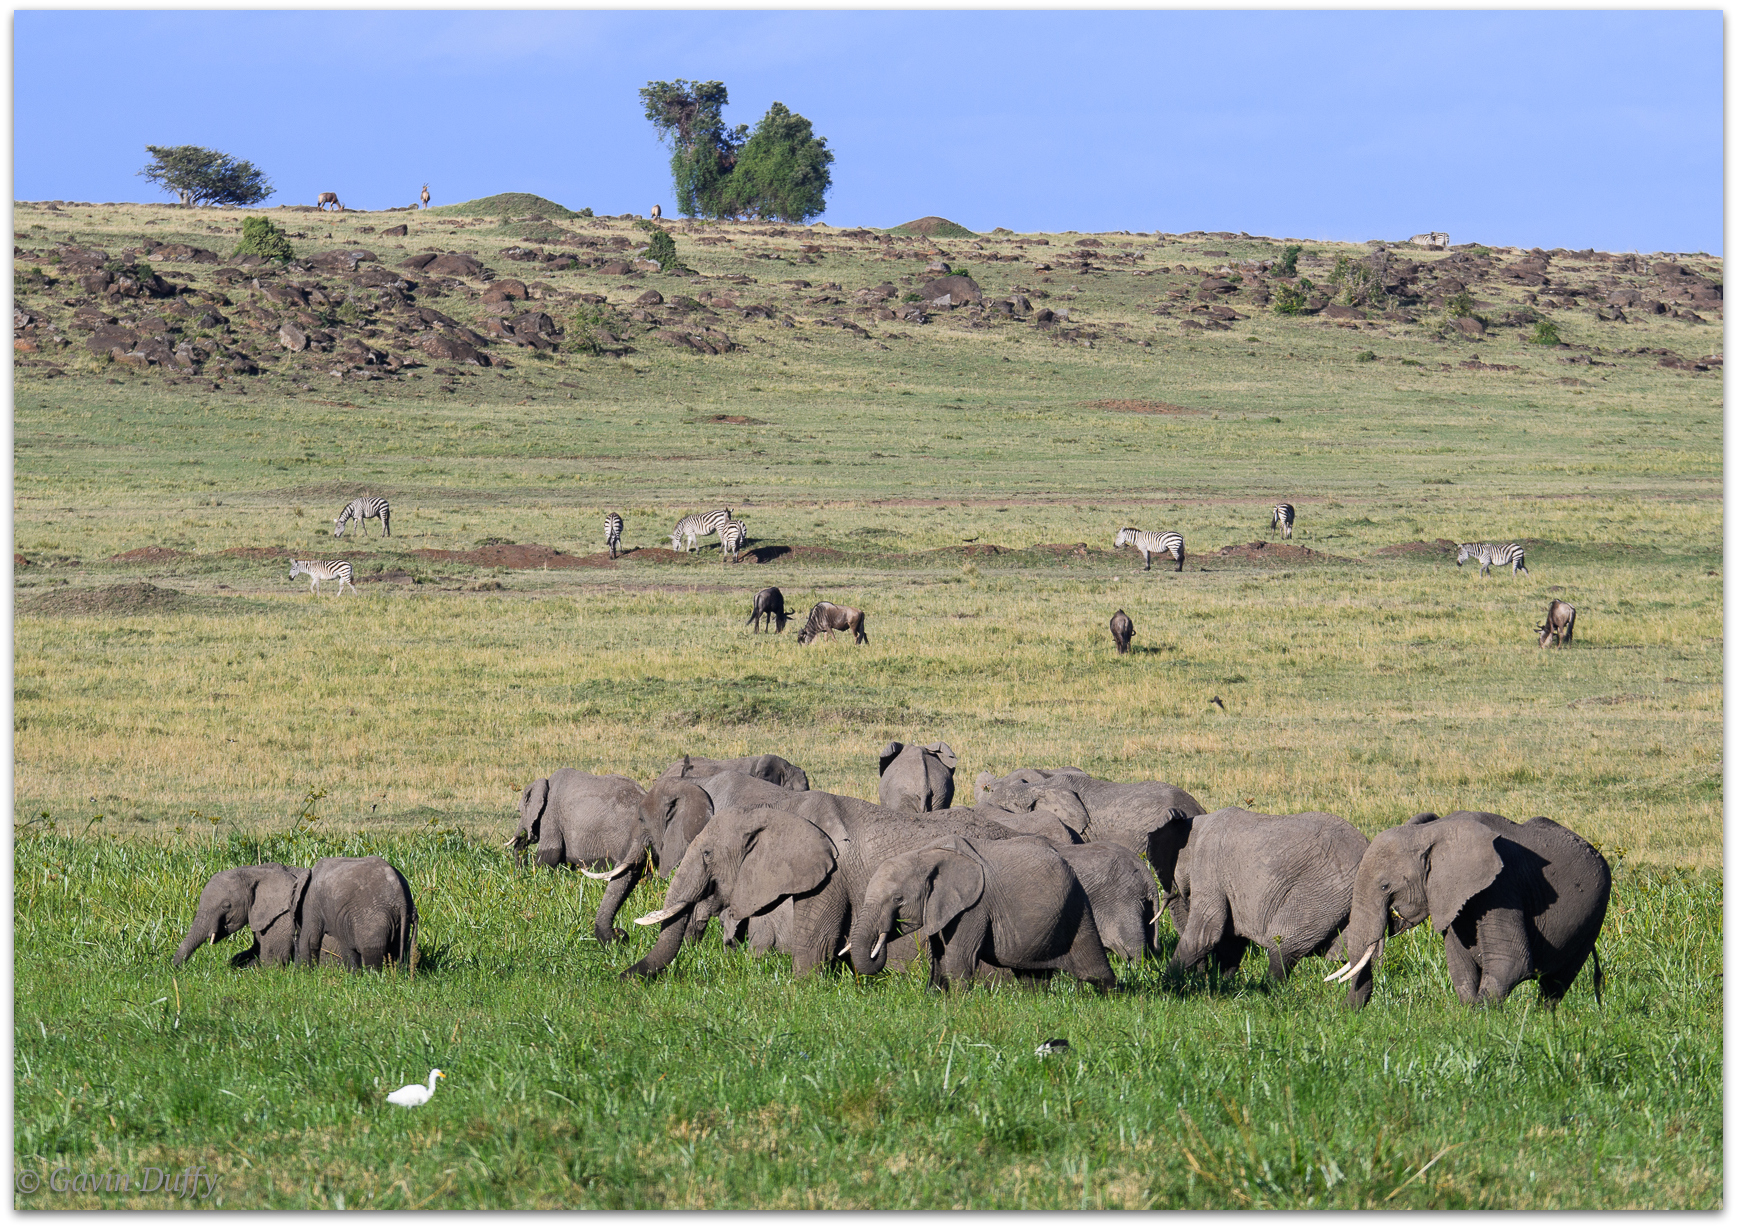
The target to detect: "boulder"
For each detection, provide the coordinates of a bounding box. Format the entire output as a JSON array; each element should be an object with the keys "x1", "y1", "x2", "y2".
[
  {"x1": 307, "y1": 249, "x2": 378, "y2": 271},
  {"x1": 508, "y1": 311, "x2": 558, "y2": 338},
  {"x1": 426, "y1": 253, "x2": 485, "y2": 277},
  {"x1": 400, "y1": 252, "x2": 440, "y2": 270},
  {"x1": 483, "y1": 278, "x2": 529, "y2": 301},
  {"x1": 279, "y1": 323, "x2": 309, "y2": 352},
  {"x1": 598, "y1": 260, "x2": 634, "y2": 276},
  {"x1": 1452, "y1": 315, "x2": 1486, "y2": 337},
  {"x1": 419, "y1": 334, "x2": 489, "y2": 365},
  {"x1": 86, "y1": 325, "x2": 138, "y2": 355},
  {"x1": 78, "y1": 271, "x2": 114, "y2": 295},
  {"x1": 1321, "y1": 304, "x2": 1365, "y2": 319},
  {"x1": 635, "y1": 289, "x2": 664, "y2": 307},
  {"x1": 382, "y1": 224, "x2": 408, "y2": 238},
  {"x1": 920, "y1": 273, "x2": 982, "y2": 305}
]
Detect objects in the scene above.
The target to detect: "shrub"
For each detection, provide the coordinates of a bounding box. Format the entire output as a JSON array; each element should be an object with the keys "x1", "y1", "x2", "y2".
[
  {"x1": 567, "y1": 303, "x2": 618, "y2": 355},
  {"x1": 233, "y1": 217, "x2": 294, "y2": 263},
  {"x1": 634, "y1": 222, "x2": 683, "y2": 272},
  {"x1": 1444, "y1": 290, "x2": 1477, "y2": 318},
  {"x1": 948, "y1": 266, "x2": 970, "y2": 281},
  {"x1": 1270, "y1": 281, "x2": 1310, "y2": 315},
  {"x1": 1355, "y1": 349, "x2": 1376, "y2": 362},
  {"x1": 1273, "y1": 244, "x2": 1303, "y2": 277},
  {"x1": 1530, "y1": 319, "x2": 1562, "y2": 346},
  {"x1": 576, "y1": 207, "x2": 595, "y2": 218}
]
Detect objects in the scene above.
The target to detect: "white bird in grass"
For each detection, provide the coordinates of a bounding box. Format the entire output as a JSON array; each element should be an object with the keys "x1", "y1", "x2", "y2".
[{"x1": 386, "y1": 1069, "x2": 444, "y2": 1107}]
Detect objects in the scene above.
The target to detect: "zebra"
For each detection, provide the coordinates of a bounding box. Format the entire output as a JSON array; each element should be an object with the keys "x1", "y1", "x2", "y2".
[
  {"x1": 290, "y1": 560, "x2": 356, "y2": 596},
  {"x1": 1113, "y1": 528, "x2": 1185, "y2": 572},
  {"x1": 334, "y1": 497, "x2": 390, "y2": 539},
  {"x1": 1456, "y1": 541, "x2": 1528, "y2": 577},
  {"x1": 670, "y1": 508, "x2": 731, "y2": 552},
  {"x1": 1271, "y1": 503, "x2": 1296, "y2": 539},
  {"x1": 604, "y1": 512, "x2": 623, "y2": 558},
  {"x1": 719, "y1": 518, "x2": 748, "y2": 563}
]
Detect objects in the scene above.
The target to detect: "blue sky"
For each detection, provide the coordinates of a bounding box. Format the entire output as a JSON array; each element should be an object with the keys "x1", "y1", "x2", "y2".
[{"x1": 14, "y1": 10, "x2": 1723, "y2": 254}]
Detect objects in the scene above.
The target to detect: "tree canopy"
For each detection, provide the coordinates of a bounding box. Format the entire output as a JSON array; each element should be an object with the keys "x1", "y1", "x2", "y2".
[
  {"x1": 639, "y1": 81, "x2": 831, "y2": 222},
  {"x1": 138, "y1": 145, "x2": 272, "y2": 208}
]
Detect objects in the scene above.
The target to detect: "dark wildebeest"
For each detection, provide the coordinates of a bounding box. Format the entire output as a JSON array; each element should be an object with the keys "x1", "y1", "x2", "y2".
[
  {"x1": 1110, "y1": 609, "x2": 1134, "y2": 655},
  {"x1": 1536, "y1": 599, "x2": 1576, "y2": 647},
  {"x1": 797, "y1": 601, "x2": 867, "y2": 645},
  {"x1": 747, "y1": 587, "x2": 788, "y2": 633},
  {"x1": 317, "y1": 192, "x2": 343, "y2": 211}
]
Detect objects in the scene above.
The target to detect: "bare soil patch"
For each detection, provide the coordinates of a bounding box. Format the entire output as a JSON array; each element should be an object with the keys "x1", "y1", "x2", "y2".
[
  {"x1": 701, "y1": 414, "x2": 767, "y2": 425},
  {"x1": 21, "y1": 581, "x2": 189, "y2": 615},
  {"x1": 1031, "y1": 542, "x2": 1095, "y2": 558},
  {"x1": 1213, "y1": 540, "x2": 1347, "y2": 564},
  {"x1": 411, "y1": 543, "x2": 615, "y2": 569},
  {"x1": 356, "y1": 569, "x2": 417, "y2": 585},
  {"x1": 1086, "y1": 399, "x2": 1207, "y2": 416},
  {"x1": 1372, "y1": 539, "x2": 1458, "y2": 558},
  {"x1": 109, "y1": 546, "x2": 188, "y2": 563}
]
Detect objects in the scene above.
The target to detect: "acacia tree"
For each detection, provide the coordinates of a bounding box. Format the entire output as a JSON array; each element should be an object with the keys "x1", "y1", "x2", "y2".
[
  {"x1": 138, "y1": 145, "x2": 272, "y2": 207},
  {"x1": 638, "y1": 80, "x2": 746, "y2": 218},
  {"x1": 722, "y1": 102, "x2": 834, "y2": 223},
  {"x1": 639, "y1": 82, "x2": 832, "y2": 221}
]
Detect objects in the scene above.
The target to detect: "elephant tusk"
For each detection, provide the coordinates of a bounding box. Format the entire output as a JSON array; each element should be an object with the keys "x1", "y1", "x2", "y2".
[
  {"x1": 579, "y1": 865, "x2": 614, "y2": 880},
  {"x1": 1324, "y1": 944, "x2": 1376, "y2": 984},
  {"x1": 634, "y1": 908, "x2": 669, "y2": 926},
  {"x1": 609, "y1": 861, "x2": 636, "y2": 880},
  {"x1": 869, "y1": 932, "x2": 886, "y2": 961},
  {"x1": 837, "y1": 942, "x2": 851, "y2": 957}
]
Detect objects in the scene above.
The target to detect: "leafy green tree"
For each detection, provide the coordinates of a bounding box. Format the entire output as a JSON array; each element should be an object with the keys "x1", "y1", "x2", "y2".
[
  {"x1": 640, "y1": 83, "x2": 833, "y2": 221},
  {"x1": 1273, "y1": 244, "x2": 1303, "y2": 278},
  {"x1": 138, "y1": 144, "x2": 272, "y2": 207},
  {"x1": 720, "y1": 103, "x2": 834, "y2": 222},
  {"x1": 639, "y1": 80, "x2": 746, "y2": 218}
]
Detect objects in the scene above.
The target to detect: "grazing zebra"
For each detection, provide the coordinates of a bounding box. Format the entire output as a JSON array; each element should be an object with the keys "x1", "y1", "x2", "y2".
[
  {"x1": 1271, "y1": 503, "x2": 1296, "y2": 539},
  {"x1": 604, "y1": 512, "x2": 623, "y2": 558},
  {"x1": 719, "y1": 518, "x2": 748, "y2": 563},
  {"x1": 670, "y1": 508, "x2": 731, "y2": 552},
  {"x1": 290, "y1": 560, "x2": 356, "y2": 596},
  {"x1": 1456, "y1": 541, "x2": 1528, "y2": 577},
  {"x1": 1113, "y1": 528, "x2": 1186, "y2": 572},
  {"x1": 334, "y1": 497, "x2": 391, "y2": 539}
]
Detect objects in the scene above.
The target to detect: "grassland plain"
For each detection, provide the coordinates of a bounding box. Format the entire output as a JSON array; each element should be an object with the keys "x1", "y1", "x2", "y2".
[{"x1": 11, "y1": 197, "x2": 1722, "y2": 1207}]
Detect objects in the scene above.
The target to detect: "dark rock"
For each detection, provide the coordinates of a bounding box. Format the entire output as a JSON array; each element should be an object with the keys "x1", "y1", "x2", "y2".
[
  {"x1": 920, "y1": 274, "x2": 982, "y2": 305},
  {"x1": 426, "y1": 253, "x2": 485, "y2": 277},
  {"x1": 382, "y1": 224, "x2": 408, "y2": 238},
  {"x1": 481, "y1": 278, "x2": 529, "y2": 303},
  {"x1": 419, "y1": 334, "x2": 489, "y2": 365},
  {"x1": 1452, "y1": 315, "x2": 1486, "y2": 337},
  {"x1": 1321, "y1": 304, "x2": 1365, "y2": 319},
  {"x1": 635, "y1": 289, "x2": 664, "y2": 307},
  {"x1": 598, "y1": 260, "x2": 634, "y2": 276},
  {"x1": 400, "y1": 252, "x2": 440, "y2": 270},
  {"x1": 86, "y1": 325, "x2": 138, "y2": 355}
]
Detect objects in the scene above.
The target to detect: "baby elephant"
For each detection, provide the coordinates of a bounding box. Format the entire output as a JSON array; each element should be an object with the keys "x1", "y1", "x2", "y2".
[
  {"x1": 174, "y1": 862, "x2": 309, "y2": 968},
  {"x1": 294, "y1": 856, "x2": 418, "y2": 970},
  {"x1": 878, "y1": 740, "x2": 957, "y2": 812},
  {"x1": 746, "y1": 586, "x2": 788, "y2": 632},
  {"x1": 1110, "y1": 609, "x2": 1134, "y2": 654},
  {"x1": 1537, "y1": 599, "x2": 1575, "y2": 647},
  {"x1": 850, "y1": 834, "x2": 1115, "y2": 991}
]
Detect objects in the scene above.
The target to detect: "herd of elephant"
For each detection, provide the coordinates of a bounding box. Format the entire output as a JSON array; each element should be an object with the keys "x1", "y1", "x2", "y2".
[{"x1": 176, "y1": 742, "x2": 1611, "y2": 1011}]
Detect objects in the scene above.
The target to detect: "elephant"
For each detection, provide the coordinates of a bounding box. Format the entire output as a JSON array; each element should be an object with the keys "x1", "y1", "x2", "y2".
[
  {"x1": 173, "y1": 862, "x2": 309, "y2": 968},
  {"x1": 974, "y1": 767, "x2": 1208, "y2": 860},
  {"x1": 293, "y1": 856, "x2": 417, "y2": 971},
  {"x1": 623, "y1": 789, "x2": 1022, "y2": 980},
  {"x1": 656, "y1": 752, "x2": 810, "y2": 792},
  {"x1": 849, "y1": 835, "x2": 1116, "y2": 990},
  {"x1": 1046, "y1": 839, "x2": 1161, "y2": 961},
  {"x1": 1326, "y1": 811, "x2": 1610, "y2": 1008},
  {"x1": 877, "y1": 740, "x2": 957, "y2": 812},
  {"x1": 1157, "y1": 807, "x2": 1373, "y2": 1006},
  {"x1": 508, "y1": 769, "x2": 655, "y2": 943}
]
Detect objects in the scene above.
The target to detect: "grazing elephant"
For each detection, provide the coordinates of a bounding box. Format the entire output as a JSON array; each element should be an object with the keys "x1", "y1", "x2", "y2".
[
  {"x1": 747, "y1": 587, "x2": 789, "y2": 632},
  {"x1": 850, "y1": 835, "x2": 1116, "y2": 990},
  {"x1": 294, "y1": 856, "x2": 416, "y2": 970},
  {"x1": 797, "y1": 601, "x2": 867, "y2": 645},
  {"x1": 508, "y1": 769, "x2": 654, "y2": 943},
  {"x1": 1537, "y1": 599, "x2": 1576, "y2": 647},
  {"x1": 173, "y1": 863, "x2": 309, "y2": 968},
  {"x1": 1110, "y1": 609, "x2": 1134, "y2": 654},
  {"x1": 1046, "y1": 839, "x2": 1160, "y2": 961},
  {"x1": 974, "y1": 767, "x2": 1208, "y2": 860},
  {"x1": 656, "y1": 752, "x2": 810, "y2": 792},
  {"x1": 1326, "y1": 811, "x2": 1610, "y2": 1008},
  {"x1": 877, "y1": 740, "x2": 957, "y2": 812},
  {"x1": 1159, "y1": 807, "x2": 1373, "y2": 1006},
  {"x1": 623, "y1": 791, "x2": 1022, "y2": 980}
]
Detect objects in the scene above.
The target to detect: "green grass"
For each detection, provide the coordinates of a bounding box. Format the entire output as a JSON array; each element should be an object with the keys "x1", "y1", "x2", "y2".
[{"x1": 11, "y1": 200, "x2": 1722, "y2": 1207}]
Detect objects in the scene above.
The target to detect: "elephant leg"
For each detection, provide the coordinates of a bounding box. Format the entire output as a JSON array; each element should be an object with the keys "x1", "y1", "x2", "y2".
[
  {"x1": 229, "y1": 941, "x2": 263, "y2": 969},
  {"x1": 1212, "y1": 935, "x2": 1251, "y2": 978},
  {"x1": 788, "y1": 880, "x2": 848, "y2": 977},
  {"x1": 1169, "y1": 900, "x2": 1231, "y2": 975},
  {"x1": 1441, "y1": 923, "x2": 1483, "y2": 1004},
  {"x1": 1264, "y1": 942, "x2": 1289, "y2": 983},
  {"x1": 883, "y1": 932, "x2": 921, "y2": 971},
  {"x1": 1472, "y1": 909, "x2": 1533, "y2": 1005},
  {"x1": 684, "y1": 897, "x2": 719, "y2": 947},
  {"x1": 936, "y1": 913, "x2": 989, "y2": 989},
  {"x1": 593, "y1": 862, "x2": 645, "y2": 944}
]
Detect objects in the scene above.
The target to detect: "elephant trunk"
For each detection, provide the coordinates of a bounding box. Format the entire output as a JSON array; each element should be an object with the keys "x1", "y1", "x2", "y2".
[
  {"x1": 849, "y1": 897, "x2": 901, "y2": 976},
  {"x1": 1326, "y1": 890, "x2": 1392, "y2": 984},
  {"x1": 173, "y1": 913, "x2": 218, "y2": 966},
  {"x1": 634, "y1": 856, "x2": 709, "y2": 929}
]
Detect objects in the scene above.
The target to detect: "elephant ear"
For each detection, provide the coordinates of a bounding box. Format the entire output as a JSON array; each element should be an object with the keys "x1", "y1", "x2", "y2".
[
  {"x1": 735, "y1": 807, "x2": 836, "y2": 919},
  {"x1": 1424, "y1": 820, "x2": 1504, "y2": 933},
  {"x1": 1032, "y1": 787, "x2": 1090, "y2": 835},
  {"x1": 925, "y1": 742, "x2": 958, "y2": 771},
  {"x1": 1406, "y1": 811, "x2": 1442, "y2": 826},
  {"x1": 923, "y1": 847, "x2": 985, "y2": 935},
  {"x1": 248, "y1": 865, "x2": 306, "y2": 935},
  {"x1": 878, "y1": 742, "x2": 905, "y2": 778},
  {"x1": 518, "y1": 777, "x2": 550, "y2": 844},
  {"x1": 680, "y1": 753, "x2": 694, "y2": 778}
]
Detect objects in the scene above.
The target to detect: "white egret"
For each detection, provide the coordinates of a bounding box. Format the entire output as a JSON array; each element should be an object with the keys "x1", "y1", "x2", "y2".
[{"x1": 386, "y1": 1069, "x2": 445, "y2": 1107}]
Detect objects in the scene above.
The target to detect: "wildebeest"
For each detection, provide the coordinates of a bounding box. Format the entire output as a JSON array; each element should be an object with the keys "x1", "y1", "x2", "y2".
[
  {"x1": 317, "y1": 192, "x2": 344, "y2": 212},
  {"x1": 1536, "y1": 599, "x2": 1576, "y2": 647},
  {"x1": 747, "y1": 587, "x2": 788, "y2": 633},
  {"x1": 797, "y1": 601, "x2": 867, "y2": 645},
  {"x1": 1110, "y1": 609, "x2": 1134, "y2": 655},
  {"x1": 1408, "y1": 231, "x2": 1449, "y2": 248},
  {"x1": 420, "y1": 184, "x2": 431, "y2": 209},
  {"x1": 651, "y1": 204, "x2": 662, "y2": 220}
]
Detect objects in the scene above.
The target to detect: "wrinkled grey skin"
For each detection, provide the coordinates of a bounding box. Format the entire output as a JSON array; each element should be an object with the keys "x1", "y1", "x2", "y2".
[
  {"x1": 974, "y1": 767, "x2": 1207, "y2": 859},
  {"x1": 1045, "y1": 839, "x2": 1160, "y2": 961},
  {"x1": 1110, "y1": 609, "x2": 1134, "y2": 655},
  {"x1": 622, "y1": 789, "x2": 1021, "y2": 981},
  {"x1": 294, "y1": 855, "x2": 417, "y2": 971},
  {"x1": 1332, "y1": 811, "x2": 1610, "y2": 1008},
  {"x1": 877, "y1": 740, "x2": 957, "y2": 812},
  {"x1": 1161, "y1": 807, "x2": 1373, "y2": 1007},
  {"x1": 656, "y1": 753, "x2": 810, "y2": 792},
  {"x1": 173, "y1": 863, "x2": 310, "y2": 968},
  {"x1": 850, "y1": 835, "x2": 1116, "y2": 991},
  {"x1": 747, "y1": 587, "x2": 788, "y2": 633},
  {"x1": 508, "y1": 769, "x2": 653, "y2": 943}
]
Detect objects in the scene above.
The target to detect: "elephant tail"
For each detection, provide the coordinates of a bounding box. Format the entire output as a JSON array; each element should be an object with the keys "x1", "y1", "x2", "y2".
[{"x1": 1591, "y1": 944, "x2": 1603, "y2": 1007}]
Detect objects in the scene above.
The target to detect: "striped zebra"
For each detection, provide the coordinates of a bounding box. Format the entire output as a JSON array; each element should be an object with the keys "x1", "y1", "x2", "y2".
[
  {"x1": 604, "y1": 512, "x2": 623, "y2": 558},
  {"x1": 1271, "y1": 503, "x2": 1296, "y2": 539},
  {"x1": 670, "y1": 508, "x2": 731, "y2": 552},
  {"x1": 719, "y1": 518, "x2": 748, "y2": 563},
  {"x1": 1114, "y1": 528, "x2": 1186, "y2": 572},
  {"x1": 1456, "y1": 541, "x2": 1528, "y2": 577},
  {"x1": 290, "y1": 560, "x2": 356, "y2": 596},
  {"x1": 333, "y1": 497, "x2": 390, "y2": 539}
]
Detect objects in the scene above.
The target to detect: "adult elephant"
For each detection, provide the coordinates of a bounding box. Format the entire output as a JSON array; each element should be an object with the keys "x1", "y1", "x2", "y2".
[
  {"x1": 623, "y1": 793, "x2": 1021, "y2": 980},
  {"x1": 656, "y1": 752, "x2": 810, "y2": 792},
  {"x1": 1325, "y1": 811, "x2": 1610, "y2": 1008},
  {"x1": 974, "y1": 767, "x2": 1208, "y2": 858},
  {"x1": 1160, "y1": 807, "x2": 1372, "y2": 1006},
  {"x1": 877, "y1": 740, "x2": 957, "y2": 812},
  {"x1": 172, "y1": 863, "x2": 309, "y2": 968},
  {"x1": 508, "y1": 769, "x2": 654, "y2": 943},
  {"x1": 294, "y1": 855, "x2": 417, "y2": 971},
  {"x1": 849, "y1": 835, "x2": 1116, "y2": 991}
]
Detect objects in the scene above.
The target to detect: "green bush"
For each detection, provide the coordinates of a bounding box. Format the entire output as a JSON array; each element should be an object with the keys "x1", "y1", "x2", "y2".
[
  {"x1": 1270, "y1": 281, "x2": 1310, "y2": 315},
  {"x1": 1444, "y1": 290, "x2": 1477, "y2": 318},
  {"x1": 576, "y1": 207, "x2": 595, "y2": 218},
  {"x1": 233, "y1": 216, "x2": 294, "y2": 263},
  {"x1": 1273, "y1": 244, "x2": 1303, "y2": 277},
  {"x1": 634, "y1": 222, "x2": 683, "y2": 272},
  {"x1": 948, "y1": 266, "x2": 970, "y2": 281},
  {"x1": 901, "y1": 292, "x2": 924, "y2": 304},
  {"x1": 1530, "y1": 319, "x2": 1562, "y2": 346},
  {"x1": 1355, "y1": 349, "x2": 1376, "y2": 363},
  {"x1": 567, "y1": 303, "x2": 619, "y2": 355}
]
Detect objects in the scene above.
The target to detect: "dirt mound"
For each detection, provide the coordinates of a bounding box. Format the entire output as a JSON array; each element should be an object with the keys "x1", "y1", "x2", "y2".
[
  {"x1": 426, "y1": 193, "x2": 579, "y2": 219},
  {"x1": 892, "y1": 216, "x2": 976, "y2": 239},
  {"x1": 1032, "y1": 542, "x2": 1095, "y2": 558},
  {"x1": 1086, "y1": 400, "x2": 1206, "y2": 416},
  {"x1": 701, "y1": 414, "x2": 766, "y2": 425},
  {"x1": 1213, "y1": 541, "x2": 1344, "y2": 564},
  {"x1": 411, "y1": 543, "x2": 615, "y2": 569},
  {"x1": 110, "y1": 546, "x2": 188, "y2": 563},
  {"x1": 356, "y1": 569, "x2": 417, "y2": 584},
  {"x1": 1372, "y1": 539, "x2": 1458, "y2": 557},
  {"x1": 21, "y1": 581, "x2": 189, "y2": 615}
]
